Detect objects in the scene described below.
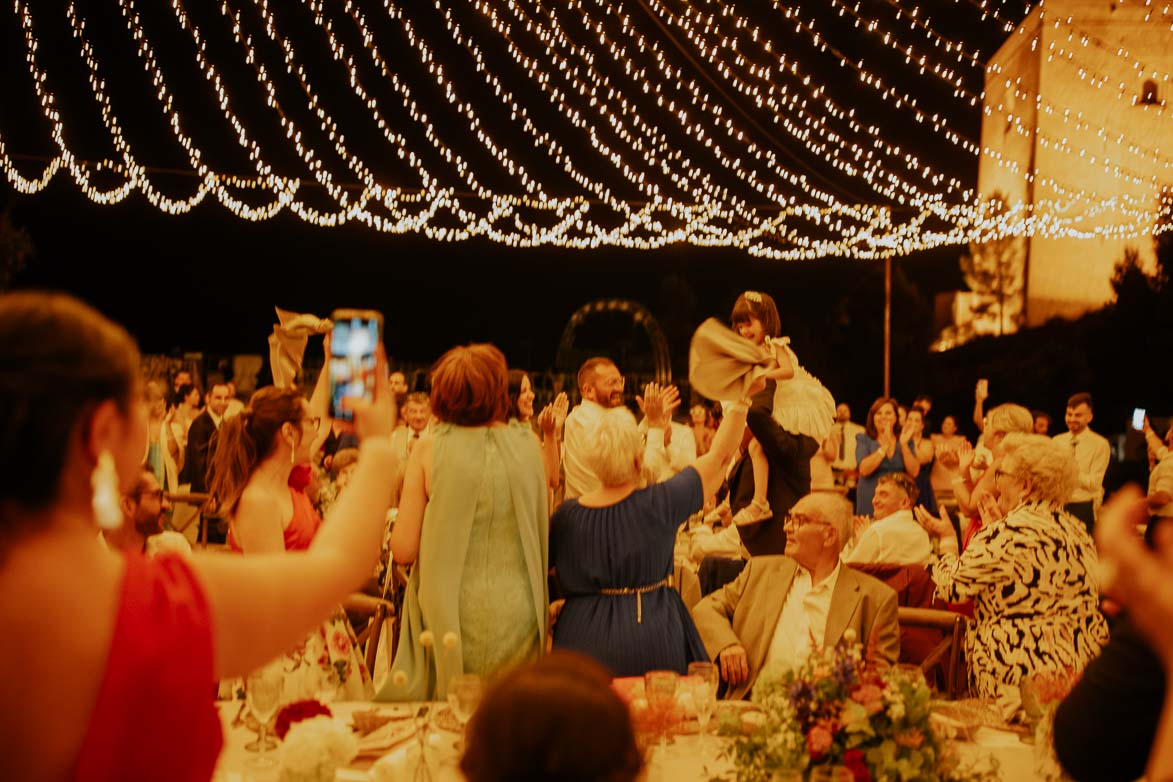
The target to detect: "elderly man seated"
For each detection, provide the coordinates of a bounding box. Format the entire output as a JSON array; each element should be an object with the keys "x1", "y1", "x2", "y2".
[
  {"x1": 691, "y1": 493, "x2": 899, "y2": 699},
  {"x1": 843, "y1": 473, "x2": 933, "y2": 567}
]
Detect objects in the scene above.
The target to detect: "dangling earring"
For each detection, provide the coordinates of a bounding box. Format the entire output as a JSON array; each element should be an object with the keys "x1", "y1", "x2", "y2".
[
  {"x1": 289, "y1": 437, "x2": 297, "y2": 465},
  {"x1": 92, "y1": 450, "x2": 122, "y2": 530}
]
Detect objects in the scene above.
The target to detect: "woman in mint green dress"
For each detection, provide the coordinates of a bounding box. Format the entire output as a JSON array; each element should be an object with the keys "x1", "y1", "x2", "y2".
[{"x1": 377, "y1": 344, "x2": 549, "y2": 701}]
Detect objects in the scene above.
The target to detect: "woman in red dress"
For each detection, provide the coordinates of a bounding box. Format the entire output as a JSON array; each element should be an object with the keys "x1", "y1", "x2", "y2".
[{"x1": 0, "y1": 292, "x2": 396, "y2": 781}]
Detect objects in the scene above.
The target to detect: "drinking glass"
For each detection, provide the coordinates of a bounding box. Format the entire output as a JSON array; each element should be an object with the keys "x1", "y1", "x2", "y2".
[
  {"x1": 447, "y1": 673, "x2": 484, "y2": 750},
  {"x1": 644, "y1": 670, "x2": 678, "y2": 745},
  {"x1": 809, "y1": 766, "x2": 854, "y2": 782},
  {"x1": 687, "y1": 662, "x2": 719, "y2": 736},
  {"x1": 244, "y1": 662, "x2": 285, "y2": 768}
]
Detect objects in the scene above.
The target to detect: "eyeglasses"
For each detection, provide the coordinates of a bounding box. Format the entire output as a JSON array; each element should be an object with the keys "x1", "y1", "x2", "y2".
[{"x1": 784, "y1": 512, "x2": 829, "y2": 530}]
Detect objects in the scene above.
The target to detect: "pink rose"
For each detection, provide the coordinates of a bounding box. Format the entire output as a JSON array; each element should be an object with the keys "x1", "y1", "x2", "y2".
[
  {"x1": 330, "y1": 630, "x2": 351, "y2": 655},
  {"x1": 807, "y1": 725, "x2": 834, "y2": 758},
  {"x1": 851, "y1": 684, "x2": 884, "y2": 715}
]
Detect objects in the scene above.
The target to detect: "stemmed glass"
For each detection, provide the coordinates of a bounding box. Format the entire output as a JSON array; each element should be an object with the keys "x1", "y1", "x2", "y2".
[
  {"x1": 244, "y1": 661, "x2": 285, "y2": 768},
  {"x1": 643, "y1": 670, "x2": 678, "y2": 746},
  {"x1": 687, "y1": 662, "x2": 719, "y2": 738},
  {"x1": 447, "y1": 673, "x2": 484, "y2": 751}
]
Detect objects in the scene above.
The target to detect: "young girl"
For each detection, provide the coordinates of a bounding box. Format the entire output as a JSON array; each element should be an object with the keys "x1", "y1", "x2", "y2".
[{"x1": 729, "y1": 291, "x2": 836, "y2": 525}]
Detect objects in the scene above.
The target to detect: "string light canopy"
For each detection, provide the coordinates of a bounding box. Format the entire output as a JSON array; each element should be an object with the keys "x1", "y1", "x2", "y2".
[{"x1": 1, "y1": 0, "x2": 1170, "y2": 259}]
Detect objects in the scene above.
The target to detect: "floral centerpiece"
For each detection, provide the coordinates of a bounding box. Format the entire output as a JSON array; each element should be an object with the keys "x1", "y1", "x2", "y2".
[
  {"x1": 278, "y1": 715, "x2": 358, "y2": 782},
  {"x1": 719, "y1": 633, "x2": 999, "y2": 782}
]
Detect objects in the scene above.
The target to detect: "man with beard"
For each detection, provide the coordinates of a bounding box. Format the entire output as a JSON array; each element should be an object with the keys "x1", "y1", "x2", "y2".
[{"x1": 100, "y1": 469, "x2": 189, "y2": 556}]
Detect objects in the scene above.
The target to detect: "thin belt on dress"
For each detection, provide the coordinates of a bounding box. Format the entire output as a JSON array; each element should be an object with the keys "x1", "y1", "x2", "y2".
[{"x1": 597, "y1": 574, "x2": 674, "y2": 624}]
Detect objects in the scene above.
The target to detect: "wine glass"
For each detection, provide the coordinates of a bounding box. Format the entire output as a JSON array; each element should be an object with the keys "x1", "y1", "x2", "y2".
[
  {"x1": 447, "y1": 673, "x2": 484, "y2": 750},
  {"x1": 643, "y1": 670, "x2": 678, "y2": 746},
  {"x1": 687, "y1": 662, "x2": 719, "y2": 737},
  {"x1": 244, "y1": 662, "x2": 285, "y2": 768}
]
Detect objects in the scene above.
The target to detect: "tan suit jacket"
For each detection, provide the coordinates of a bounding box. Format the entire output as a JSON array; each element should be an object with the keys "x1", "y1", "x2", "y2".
[{"x1": 691, "y1": 555, "x2": 900, "y2": 700}]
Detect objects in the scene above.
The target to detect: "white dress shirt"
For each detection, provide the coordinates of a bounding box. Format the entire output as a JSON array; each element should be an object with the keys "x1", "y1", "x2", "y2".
[
  {"x1": 764, "y1": 562, "x2": 842, "y2": 671},
  {"x1": 1053, "y1": 429, "x2": 1111, "y2": 505},
  {"x1": 843, "y1": 508, "x2": 933, "y2": 566}
]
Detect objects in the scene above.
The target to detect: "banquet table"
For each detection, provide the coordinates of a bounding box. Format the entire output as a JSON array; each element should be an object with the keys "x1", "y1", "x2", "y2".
[{"x1": 210, "y1": 700, "x2": 1036, "y2": 782}]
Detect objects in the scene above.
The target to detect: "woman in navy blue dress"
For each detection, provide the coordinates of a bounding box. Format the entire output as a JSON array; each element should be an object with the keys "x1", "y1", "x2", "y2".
[
  {"x1": 549, "y1": 383, "x2": 751, "y2": 676},
  {"x1": 855, "y1": 397, "x2": 921, "y2": 516}
]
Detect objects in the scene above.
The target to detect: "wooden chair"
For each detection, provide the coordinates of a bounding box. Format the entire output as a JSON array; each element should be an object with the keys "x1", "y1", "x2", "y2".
[
  {"x1": 344, "y1": 593, "x2": 398, "y2": 675},
  {"x1": 897, "y1": 607, "x2": 969, "y2": 699}
]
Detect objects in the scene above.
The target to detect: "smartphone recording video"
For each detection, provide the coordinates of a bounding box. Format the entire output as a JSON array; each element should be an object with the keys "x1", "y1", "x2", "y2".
[
  {"x1": 329, "y1": 309, "x2": 383, "y2": 422},
  {"x1": 1132, "y1": 408, "x2": 1146, "y2": 431}
]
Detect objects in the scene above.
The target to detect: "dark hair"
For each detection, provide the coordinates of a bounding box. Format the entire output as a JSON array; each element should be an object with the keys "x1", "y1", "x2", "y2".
[
  {"x1": 0, "y1": 292, "x2": 139, "y2": 515},
  {"x1": 460, "y1": 652, "x2": 643, "y2": 782},
  {"x1": 865, "y1": 397, "x2": 902, "y2": 440},
  {"x1": 430, "y1": 344, "x2": 510, "y2": 427},
  {"x1": 1031, "y1": 410, "x2": 1052, "y2": 424},
  {"x1": 507, "y1": 369, "x2": 532, "y2": 421},
  {"x1": 730, "y1": 291, "x2": 781, "y2": 339},
  {"x1": 577, "y1": 357, "x2": 616, "y2": 396},
  {"x1": 207, "y1": 386, "x2": 305, "y2": 514},
  {"x1": 1067, "y1": 392, "x2": 1093, "y2": 412},
  {"x1": 173, "y1": 383, "x2": 198, "y2": 408}
]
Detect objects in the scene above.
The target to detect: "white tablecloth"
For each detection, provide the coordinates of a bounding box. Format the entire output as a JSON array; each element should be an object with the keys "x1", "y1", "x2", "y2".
[{"x1": 210, "y1": 701, "x2": 1035, "y2": 782}]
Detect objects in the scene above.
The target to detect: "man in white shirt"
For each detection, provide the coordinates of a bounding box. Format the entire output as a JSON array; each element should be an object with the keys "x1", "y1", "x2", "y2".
[
  {"x1": 561, "y1": 357, "x2": 676, "y2": 499},
  {"x1": 843, "y1": 473, "x2": 932, "y2": 567},
  {"x1": 691, "y1": 492, "x2": 900, "y2": 699},
  {"x1": 1052, "y1": 392, "x2": 1111, "y2": 532},
  {"x1": 827, "y1": 403, "x2": 865, "y2": 490}
]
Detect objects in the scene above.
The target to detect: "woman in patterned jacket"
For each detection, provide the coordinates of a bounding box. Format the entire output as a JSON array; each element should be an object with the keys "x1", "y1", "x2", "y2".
[{"x1": 915, "y1": 433, "x2": 1109, "y2": 699}]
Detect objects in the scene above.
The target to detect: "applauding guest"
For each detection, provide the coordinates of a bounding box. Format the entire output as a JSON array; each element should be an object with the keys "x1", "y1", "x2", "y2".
[
  {"x1": 917, "y1": 433, "x2": 1109, "y2": 700},
  {"x1": 382, "y1": 344, "x2": 549, "y2": 701},
  {"x1": 854, "y1": 397, "x2": 920, "y2": 516},
  {"x1": 843, "y1": 473, "x2": 932, "y2": 567},
  {"x1": 548, "y1": 382, "x2": 751, "y2": 676},
  {"x1": 0, "y1": 292, "x2": 397, "y2": 782}
]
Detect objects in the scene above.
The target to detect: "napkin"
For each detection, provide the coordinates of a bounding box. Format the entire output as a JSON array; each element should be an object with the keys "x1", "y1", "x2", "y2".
[{"x1": 268, "y1": 307, "x2": 333, "y2": 389}]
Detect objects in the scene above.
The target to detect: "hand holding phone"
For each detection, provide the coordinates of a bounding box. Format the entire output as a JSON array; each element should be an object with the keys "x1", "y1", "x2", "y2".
[{"x1": 328, "y1": 309, "x2": 383, "y2": 422}]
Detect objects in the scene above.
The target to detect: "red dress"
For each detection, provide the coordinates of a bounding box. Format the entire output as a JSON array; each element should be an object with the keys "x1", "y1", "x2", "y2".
[
  {"x1": 226, "y1": 486, "x2": 322, "y2": 553},
  {"x1": 73, "y1": 553, "x2": 222, "y2": 782}
]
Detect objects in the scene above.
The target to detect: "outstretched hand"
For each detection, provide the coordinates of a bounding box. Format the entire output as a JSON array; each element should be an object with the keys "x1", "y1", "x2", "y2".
[
  {"x1": 914, "y1": 504, "x2": 954, "y2": 541},
  {"x1": 636, "y1": 382, "x2": 680, "y2": 429}
]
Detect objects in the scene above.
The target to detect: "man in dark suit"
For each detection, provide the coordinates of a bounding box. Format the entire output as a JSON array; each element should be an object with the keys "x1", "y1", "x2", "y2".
[{"x1": 182, "y1": 383, "x2": 230, "y2": 541}]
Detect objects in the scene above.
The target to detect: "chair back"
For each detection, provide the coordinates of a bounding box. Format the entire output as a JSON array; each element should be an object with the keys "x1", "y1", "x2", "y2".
[{"x1": 896, "y1": 607, "x2": 968, "y2": 699}]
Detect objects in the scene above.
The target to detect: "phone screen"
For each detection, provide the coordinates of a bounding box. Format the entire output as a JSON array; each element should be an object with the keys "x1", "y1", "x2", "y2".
[
  {"x1": 329, "y1": 314, "x2": 381, "y2": 421},
  {"x1": 1132, "y1": 408, "x2": 1146, "y2": 430}
]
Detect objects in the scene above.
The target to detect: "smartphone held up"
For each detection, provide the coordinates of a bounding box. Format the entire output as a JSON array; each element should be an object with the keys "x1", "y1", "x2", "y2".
[{"x1": 329, "y1": 309, "x2": 383, "y2": 421}]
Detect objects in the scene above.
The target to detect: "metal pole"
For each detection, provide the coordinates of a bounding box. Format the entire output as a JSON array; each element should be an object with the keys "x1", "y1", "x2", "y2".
[{"x1": 884, "y1": 257, "x2": 892, "y2": 398}]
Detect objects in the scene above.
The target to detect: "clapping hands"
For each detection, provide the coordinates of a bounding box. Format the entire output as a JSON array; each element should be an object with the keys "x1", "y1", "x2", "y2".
[
  {"x1": 636, "y1": 382, "x2": 681, "y2": 429},
  {"x1": 913, "y1": 504, "x2": 955, "y2": 541},
  {"x1": 537, "y1": 392, "x2": 569, "y2": 437}
]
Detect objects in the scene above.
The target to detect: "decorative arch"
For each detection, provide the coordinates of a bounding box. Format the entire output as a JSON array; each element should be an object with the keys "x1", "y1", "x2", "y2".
[{"x1": 554, "y1": 299, "x2": 672, "y2": 387}]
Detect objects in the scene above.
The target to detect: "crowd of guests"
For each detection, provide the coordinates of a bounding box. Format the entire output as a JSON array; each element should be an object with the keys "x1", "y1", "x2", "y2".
[{"x1": 3, "y1": 289, "x2": 1173, "y2": 782}]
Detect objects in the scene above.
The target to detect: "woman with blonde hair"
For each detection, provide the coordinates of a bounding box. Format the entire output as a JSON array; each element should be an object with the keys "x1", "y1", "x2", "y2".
[
  {"x1": 0, "y1": 292, "x2": 396, "y2": 781},
  {"x1": 951, "y1": 402, "x2": 1034, "y2": 549},
  {"x1": 916, "y1": 433, "x2": 1109, "y2": 699},
  {"x1": 548, "y1": 381, "x2": 753, "y2": 675},
  {"x1": 380, "y1": 343, "x2": 549, "y2": 700}
]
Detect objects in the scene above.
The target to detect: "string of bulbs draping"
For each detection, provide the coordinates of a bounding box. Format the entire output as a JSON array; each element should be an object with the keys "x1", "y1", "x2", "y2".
[{"x1": 1, "y1": 0, "x2": 1170, "y2": 259}]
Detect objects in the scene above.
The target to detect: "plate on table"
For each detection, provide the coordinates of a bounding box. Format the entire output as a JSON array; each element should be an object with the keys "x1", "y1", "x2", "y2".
[
  {"x1": 428, "y1": 704, "x2": 463, "y2": 734},
  {"x1": 353, "y1": 718, "x2": 419, "y2": 759}
]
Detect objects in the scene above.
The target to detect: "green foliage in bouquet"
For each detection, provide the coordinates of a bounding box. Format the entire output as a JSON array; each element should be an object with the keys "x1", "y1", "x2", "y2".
[{"x1": 718, "y1": 635, "x2": 999, "y2": 782}]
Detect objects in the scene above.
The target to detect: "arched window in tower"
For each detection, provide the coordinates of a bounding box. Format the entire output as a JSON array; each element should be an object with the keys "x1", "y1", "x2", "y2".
[{"x1": 1140, "y1": 79, "x2": 1160, "y2": 106}]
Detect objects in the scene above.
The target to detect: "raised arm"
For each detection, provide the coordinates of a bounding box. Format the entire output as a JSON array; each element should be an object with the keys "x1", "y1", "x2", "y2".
[
  {"x1": 693, "y1": 398, "x2": 751, "y2": 499},
  {"x1": 537, "y1": 392, "x2": 568, "y2": 490},
  {"x1": 193, "y1": 350, "x2": 398, "y2": 679}
]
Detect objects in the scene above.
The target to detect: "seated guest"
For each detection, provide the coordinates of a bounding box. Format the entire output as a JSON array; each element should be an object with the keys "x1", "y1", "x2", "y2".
[
  {"x1": 100, "y1": 467, "x2": 190, "y2": 557},
  {"x1": 844, "y1": 472, "x2": 932, "y2": 567},
  {"x1": 1052, "y1": 514, "x2": 1172, "y2": 782},
  {"x1": 0, "y1": 292, "x2": 397, "y2": 781},
  {"x1": 549, "y1": 383, "x2": 751, "y2": 676},
  {"x1": 460, "y1": 651, "x2": 642, "y2": 782},
  {"x1": 691, "y1": 493, "x2": 900, "y2": 699},
  {"x1": 916, "y1": 433, "x2": 1109, "y2": 700}
]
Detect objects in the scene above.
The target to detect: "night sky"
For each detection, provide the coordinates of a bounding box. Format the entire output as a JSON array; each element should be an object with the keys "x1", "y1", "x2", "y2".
[{"x1": 4, "y1": 0, "x2": 1030, "y2": 412}]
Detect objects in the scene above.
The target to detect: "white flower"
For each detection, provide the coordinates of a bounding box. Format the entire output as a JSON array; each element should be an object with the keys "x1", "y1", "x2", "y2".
[
  {"x1": 392, "y1": 670, "x2": 408, "y2": 688},
  {"x1": 842, "y1": 628, "x2": 858, "y2": 645},
  {"x1": 419, "y1": 630, "x2": 435, "y2": 648},
  {"x1": 887, "y1": 699, "x2": 906, "y2": 722},
  {"x1": 280, "y1": 717, "x2": 357, "y2": 777},
  {"x1": 442, "y1": 631, "x2": 459, "y2": 650}
]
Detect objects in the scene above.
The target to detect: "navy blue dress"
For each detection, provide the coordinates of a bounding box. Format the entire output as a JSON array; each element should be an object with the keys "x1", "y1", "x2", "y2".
[{"x1": 550, "y1": 467, "x2": 709, "y2": 676}]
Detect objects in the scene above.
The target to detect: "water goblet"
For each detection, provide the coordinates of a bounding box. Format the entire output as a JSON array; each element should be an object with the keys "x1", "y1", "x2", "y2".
[
  {"x1": 643, "y1": 670, "x2": 678, "y2": 746},
  {"x1": 244, "y1": 661, "x2": 285, "y2": 769},
  {"x1": 447, "y1": 673, "x2": 484, "y2": 751},
  {"x1": 686, "y1": 662, "x2": 719, "y2": 737}
]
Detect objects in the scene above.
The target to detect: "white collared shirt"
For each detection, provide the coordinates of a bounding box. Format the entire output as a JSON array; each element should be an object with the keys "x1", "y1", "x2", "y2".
[
  {"x1": 562, "y1": 400, "x2": 662, "y2": 498},
  {"x1": 764, "y1": 562, "x2": 842, "y2": 671},
  {"x1": 843, "y1": 508, "x2": 933, "y2": 566},
  {"x1": 1053, "y1": 429, "x2": 1111, "y2": 505}
]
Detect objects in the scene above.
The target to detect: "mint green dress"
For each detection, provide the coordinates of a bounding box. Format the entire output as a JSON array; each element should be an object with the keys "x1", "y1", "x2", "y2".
[{"x1": 376, "y1": 421, "x2": 549, "y2": 701}]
